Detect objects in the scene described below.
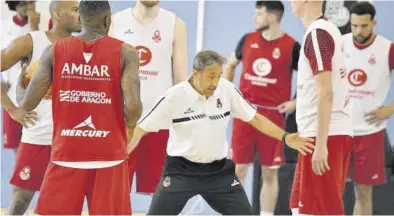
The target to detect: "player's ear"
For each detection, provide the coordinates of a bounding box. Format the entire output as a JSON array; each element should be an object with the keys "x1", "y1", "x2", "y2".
[{"x1": 104, "y1": 15, "x2": 111, "y2": 31}]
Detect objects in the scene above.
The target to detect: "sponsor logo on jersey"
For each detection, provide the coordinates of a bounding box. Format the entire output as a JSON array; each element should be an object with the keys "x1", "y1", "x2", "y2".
[
  {"x1": 59, "y1": 90, "x2": 112, "y2": 104},
  {"x1": 61, "y1": 116, "x2": 110, "y2": 138},
  {"x1": 60, "y1": 62, "x2": 111, "y2": 81},
  {"x1": 348, "y1": 69, "x2": 367, "y2": 87},
  {"x1": 152, "y1": 30, "x2": 161, "y2": 43},
  {"x1": 244, "y1": 58, "x2": 277, "y2": 87},
  {"x1": 135, "y1": 45, "x2": 159, "y2": 80}
]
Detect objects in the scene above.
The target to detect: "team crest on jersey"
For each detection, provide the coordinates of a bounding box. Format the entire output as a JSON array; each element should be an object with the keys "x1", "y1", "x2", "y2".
[
  {"x1": 163, "y1": 176, "x2": 171, "y2": 187},
  {"x1": 217, "y1": 98, "x2": 223, "y2": 109},
  {"x1": 19, "y1": 166, "x2": 31, "y2": 181},
  {"x1": 272, "y1": 48, "x2": 281, "y2": 59},
  {"x1": 368, "y1": 54, "x2": 376, "y2": 65},
  {"x1": 152, "y1": 30, "x2": 161, "y2": 43}
]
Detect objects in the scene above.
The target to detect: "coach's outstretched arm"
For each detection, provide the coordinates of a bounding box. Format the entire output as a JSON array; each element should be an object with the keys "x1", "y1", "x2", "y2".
[
  {"x1": 127, "y1": 93, "x2": 172, "y2": 154},
  {"x1": 229, "y1": 85, "x2": 314, "y2": 156},
  {"x1": 20, "y1": 45, "x2": 53, "y2": 112},
  {"x1": 121, "y1": 43, "x2": 143, "y2": 140}
]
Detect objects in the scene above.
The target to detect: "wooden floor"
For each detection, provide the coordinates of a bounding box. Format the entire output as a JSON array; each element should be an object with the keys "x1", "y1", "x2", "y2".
[{"x1": 0, "y1": 209, "x2": 146, "y2": 215}]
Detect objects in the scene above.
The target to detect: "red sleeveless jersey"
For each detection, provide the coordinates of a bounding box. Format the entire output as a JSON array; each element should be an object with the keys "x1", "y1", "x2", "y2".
[
  {"x1": 51, "y1": 36, "x2": 127, "y2": 162},
  {"x1": 239, "y1": 32, "x2": 296, "y2": 107}
]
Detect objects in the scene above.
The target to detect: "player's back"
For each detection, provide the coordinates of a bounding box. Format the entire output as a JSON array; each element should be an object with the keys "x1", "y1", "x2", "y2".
[
  {"x1": 296, "y1": 19, "x2": 352, "y2": 137},
  {"x1": 51, "y1": 36, "x2": 128, "y2": 162},
  {"x1": 342, "y1": 33, "x2": 392, "y2": 136}
]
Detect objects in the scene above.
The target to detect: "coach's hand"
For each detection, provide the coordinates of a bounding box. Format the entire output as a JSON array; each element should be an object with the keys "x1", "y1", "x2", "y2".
[
  {"x1": 9, "y1": 107, "x2": 38, "y2": 128},
  {"x1": 365, "y1": 105, "x2": 394, "y2": 126},
  {"x1": 312, "y1": 145, "x2": 330, "y2": 176},
  {"x1": 285, "y1": 133, "x2": 315, "y2": 156}
]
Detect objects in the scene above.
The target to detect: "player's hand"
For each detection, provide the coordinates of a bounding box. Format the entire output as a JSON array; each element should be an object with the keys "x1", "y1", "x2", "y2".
[
  {"x1": 311, "y1": 145, "x2": 330, "y2": 176},
  {"x1": 285, "y1": 132, "x2": 315, "y2": 156},
  {"x1": 28, "y1": 10, "x2": 40, "y2": 31},
  {"x1": 1, "y1": 81, "x2": 11, "y2": 92},
  {"x1": 278, "y1": 100, "x2": 296, "y2": 114},
  {"x1": 8, "y1": 107, "x2": 38, "y2": 128},
  {"x1": 365, "y1": 105, "x2": 394, "y2": 126},
  {"x1": 18, "y1": 63, "x2": 29, "y2": 89}
]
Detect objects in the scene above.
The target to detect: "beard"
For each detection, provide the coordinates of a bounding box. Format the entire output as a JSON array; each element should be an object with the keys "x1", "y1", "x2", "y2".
[
  {"x1": 353, "y1": 32, "x2": 373, "y2": 44},
  {"x1": 257, "y1": 24, "x2": 269, "y2": 32}
]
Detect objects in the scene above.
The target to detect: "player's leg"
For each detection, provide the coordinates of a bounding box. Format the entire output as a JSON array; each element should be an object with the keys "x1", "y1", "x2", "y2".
[
  {"x1": 256, "y1": 110, "x2": 285, "y2": 215},
  {"x1": 352, "y1": 130, "x2": 386, "y2": 215},
  {"x1": 289, "y1": 154, "x2": 302, "y2": 215},
  {"x1": 2, "y1": 109, "x2": 22, "y2": 152},
  {"x1": 136, "y1": 130, "x2": 168, "y2": 194},
  {"x1": 34, "y1": 162, "x2": 88, "y2": 215},
  {"x1": 199, "y1": 159, "x2": 253, "y2": 215},
  {"x1": 298, "y1": 135, "x2": 352, "y2": 215},
  {"x1": 231, "y1": 118, "x2": 255, "y2": 185},
  {"x1": 8, "y1": 143, "x2": 51, "y2": 215},
  {"x1": 87, "y1": 161, "x2": 131, "y2": 215},
  {"x1": 147, "y1": 175, "x2": 197, "y2": 215}
]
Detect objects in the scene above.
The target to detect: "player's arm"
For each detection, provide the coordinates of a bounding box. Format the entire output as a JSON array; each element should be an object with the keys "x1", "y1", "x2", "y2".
[
  {"x1": 304, "y1": 29, "x2": 335, "y2": 175},
  {"x1": 1, "y1": 35, "x2": 33, "y2": 110},
  {"x1": 120, "y1": 43, "x2": 143, "y2": 139},
  {"x1": 1, "y1": 34, "x2": 33, "y2": 72},
  {"x1": 223, "y1": 34, "x2": 246, "y2": 81},
  {"x1": 20, "y1": 45, "x2": 54, "y2": 111},
  {"x1": 366, "y1": 43, "x2": 394, "y2": 123},
  {"x1": 278, "y1": 41, "x2": 301, "y2": 113},
  {"x1": 172, "y1": 16, "x2": 188, "y2": 84},
  {"x1": 128, "y1": 93, "x2": 173, "y2": 154},
  {"x1": 229, "y1": 83, "x2": 314, "y2": 155}
]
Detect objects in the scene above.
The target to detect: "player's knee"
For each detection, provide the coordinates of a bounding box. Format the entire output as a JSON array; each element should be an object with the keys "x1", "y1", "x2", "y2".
[
  {"x1": 354, "y1": 184, "x2": 372, "y2": 201},
  {"x1": 235, "y1": 164, "x2": 248, "y2": 180},
  {"x1": 261, "y1": 166, "x2": 278, "y2": 183}
]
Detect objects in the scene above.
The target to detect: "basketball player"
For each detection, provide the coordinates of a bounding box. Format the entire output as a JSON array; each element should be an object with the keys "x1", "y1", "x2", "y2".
[
  {"x1": 1, "y1": 0, "x2": 40, "y2": 151},
  {"x1": 224, "y1": 1, "x2": 300, "y2": 214},
  {"x1": 289, "y1": 0, "x2": 353, "y2": 215},
  {"x1": 110, "y1": 0, "x2": 188, "y2": 194},
  {"x1": 1, "y1": 1, "x2": 81, "y2": 214},
  {"x1": 12, "y1": 1, "x2": 142, "y2": 214},
  {"x1": 344, "y1": 2, "x2": 394, "y2": 215}
]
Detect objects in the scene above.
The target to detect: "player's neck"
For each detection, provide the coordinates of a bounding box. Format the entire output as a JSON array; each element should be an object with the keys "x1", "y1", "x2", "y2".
[
  {"x1": 261, "y1": 24, "x2": 283, "y2": 41},
  {"x1": 301, "y1": 8, "x2": 323, "y2": 29},
  {"x1": 78, "y1": 26, "x2": 106, "y2": 42},
  {"x1": 132, "y1": 3, "x2": 160, "y2": 24},
  {"x1": 51, "y1": 25, "x2": 71, "y2": 38}
]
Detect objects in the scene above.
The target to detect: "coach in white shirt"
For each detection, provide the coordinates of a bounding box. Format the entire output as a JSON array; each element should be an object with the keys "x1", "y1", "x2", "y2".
[{"x1": 128, "y1": 50, "x2": 314, "y2": 215}]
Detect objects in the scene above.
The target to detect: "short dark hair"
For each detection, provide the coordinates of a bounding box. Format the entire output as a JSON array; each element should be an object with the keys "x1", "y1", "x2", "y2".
[
  {"x1": 5, "y1": 1, "x2": 22, "y2": 11},
  {"x1": 79, "y1": 0, "x2": 111, "y2": 17},
  {"x1": 255, "y1": 1, "x2": 285, "y2": 21},
  {"x1": 350, "y1": 1, "x2": 376, "y2": 20}
]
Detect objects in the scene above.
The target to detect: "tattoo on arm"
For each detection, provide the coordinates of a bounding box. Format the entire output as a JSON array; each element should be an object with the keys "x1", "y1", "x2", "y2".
[
  {"x1": 21, "y1": 44, "x2": 54, "y2": 111},
  {"x1": 121, "y1": 43, "x2": 142, "y2": 129}
]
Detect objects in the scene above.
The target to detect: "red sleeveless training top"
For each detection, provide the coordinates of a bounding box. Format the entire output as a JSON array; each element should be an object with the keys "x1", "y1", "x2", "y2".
[{"x1": 51, "y1": 36, "x2": 127, "y2": 162}]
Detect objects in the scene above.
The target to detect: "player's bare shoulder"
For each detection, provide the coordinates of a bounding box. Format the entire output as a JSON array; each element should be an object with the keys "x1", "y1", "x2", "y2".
[{"x1": 120, "y1": 43, "x2": 139, "y2": 68}]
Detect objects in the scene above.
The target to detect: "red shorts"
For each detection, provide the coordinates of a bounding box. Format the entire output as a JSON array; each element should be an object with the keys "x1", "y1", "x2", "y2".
[
  {"x1": 231, "y1": 108, "x2": 285, "y2": 167},
  {"x1": 3, "y1": 109, "x2": 22, "y2": 149},
  {"x1": 128, "y1": 130, "x2": 168, "y2": 193},
  {"x1": 35, "y1": 161, "x2": 131, "y2": 215},
  {"x1": 349, "y1": 130, "x2": 386, "y2": 185},
  {"x1": 289, "y1": 135, "x2": 351, "y2": 215},
  {"x1": 10, "y1": 143, "x2": 51, "y2": 191}
]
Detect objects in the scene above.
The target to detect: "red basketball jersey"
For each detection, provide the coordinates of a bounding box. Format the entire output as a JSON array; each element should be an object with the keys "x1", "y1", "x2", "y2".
[
  {"x1": 51, "y1": 36, "x2": 127, "y2": 162},
  {"x1": 239, "y1": 32, "x2": 297, "y2": 107}
]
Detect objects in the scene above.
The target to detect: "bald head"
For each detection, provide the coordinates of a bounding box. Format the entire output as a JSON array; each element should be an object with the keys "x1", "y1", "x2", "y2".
[
  {"x1": 49, "y1": 0, "x2": 81, "y2": 33},
  {"x1": 49, "y1": 0, "x2": 61, "y2": 15}
]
